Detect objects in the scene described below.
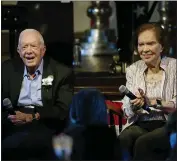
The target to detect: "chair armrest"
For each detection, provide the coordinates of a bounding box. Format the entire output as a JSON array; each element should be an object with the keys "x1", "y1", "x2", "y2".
[{"x1": 105, "y1": 100, "x2": 123, "y2": 116}]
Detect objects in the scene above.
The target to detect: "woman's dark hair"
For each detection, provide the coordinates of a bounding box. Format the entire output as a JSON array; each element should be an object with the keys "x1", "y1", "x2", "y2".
[
  {"x1": 69, "y1": 88, "x2": 108, "y2": 126},
  {"x1": 133, "y1": 22, "x2": 169, "y2": 55}
]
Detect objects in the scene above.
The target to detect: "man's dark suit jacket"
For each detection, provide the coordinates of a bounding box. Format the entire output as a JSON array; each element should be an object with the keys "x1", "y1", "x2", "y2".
[{"x1": 2, "y1": 56, "x2": 74, "y2": 135}]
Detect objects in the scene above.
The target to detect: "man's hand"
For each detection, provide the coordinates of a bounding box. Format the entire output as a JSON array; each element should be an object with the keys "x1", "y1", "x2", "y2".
[{"x1": 8, "y1": 111, "x2": 33, "y2": 125}]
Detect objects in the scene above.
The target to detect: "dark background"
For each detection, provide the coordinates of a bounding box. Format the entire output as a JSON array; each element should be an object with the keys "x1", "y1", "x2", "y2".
[
  {"x1": 2, "y1": 1, "x2": 74, "y2": 67},
  {"x1": 1, "y1": 1, "x2": 177, "y2": 66}
]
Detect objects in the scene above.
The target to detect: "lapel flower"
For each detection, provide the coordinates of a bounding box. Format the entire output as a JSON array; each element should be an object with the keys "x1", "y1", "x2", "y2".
[{"x1": 42, "y1": 75, "x2": 54, "y2": 86}]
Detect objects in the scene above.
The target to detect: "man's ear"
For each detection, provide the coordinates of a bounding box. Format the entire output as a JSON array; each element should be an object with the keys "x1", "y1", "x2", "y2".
[
  {"x1": 17, "y1": 47, "x2": 22, "y2": 58},
  {"x1": 17, "y1": 47, "x2": 20, "y2": 54},
  {"x1": 161, "y1": 47, "x2": 164, "y2": 53},
  {"x1": 42, "y1": 45, "x2": 46, "y2": 56},
  {"x1": 160, "y1": 45, "x2": 164, "y2": 53}
]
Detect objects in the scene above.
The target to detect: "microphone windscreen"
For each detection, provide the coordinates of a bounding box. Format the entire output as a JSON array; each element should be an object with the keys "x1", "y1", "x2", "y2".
[
  {"x1": 3, "y1": 98, "x2": 12, "y2": 108},
  {"x1": 119, "y1": 85, "x2": 128, "y2": 94}
]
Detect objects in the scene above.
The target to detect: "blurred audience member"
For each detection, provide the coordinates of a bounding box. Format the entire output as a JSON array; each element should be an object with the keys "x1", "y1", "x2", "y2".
[
  {"x1": 166, "y1": 110, "x2": 177, "y2": 161},
  {"x1": 53, "y1": 89, "x2": 118, "y2": 160}
]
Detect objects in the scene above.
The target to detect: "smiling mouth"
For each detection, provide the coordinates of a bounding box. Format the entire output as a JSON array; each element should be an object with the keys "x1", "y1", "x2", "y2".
[
  {"x1": 25, "y1": 57, "x2": 35, "y2": 61},
  {"x1": 142, "y1": 54, "x2": 153, "y2": 59},
  {"x1": 142, "y1": 52, "x2": 153, "y2": 55}
]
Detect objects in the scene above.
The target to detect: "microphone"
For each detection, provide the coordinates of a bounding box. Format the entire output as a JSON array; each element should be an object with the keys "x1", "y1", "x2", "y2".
[
  {"x1": 3, "y1": 98, "x2": 16, "y2": 115},
  {"x1": 119, "y1": 85, "x2": 137, "y2": 100},
  {"x1": 119, "y1": 85, "x2": 151, "y2": 112}
]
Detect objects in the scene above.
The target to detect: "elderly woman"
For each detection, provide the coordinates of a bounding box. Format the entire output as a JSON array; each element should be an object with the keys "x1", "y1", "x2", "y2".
[{"x1": 118, "y1": 23, "x2": 176, "y2": 161}]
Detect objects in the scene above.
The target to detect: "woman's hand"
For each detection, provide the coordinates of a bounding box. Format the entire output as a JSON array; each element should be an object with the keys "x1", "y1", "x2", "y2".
[{"x1": 130, "y1": 88, "x2": 146, "y2": 111}]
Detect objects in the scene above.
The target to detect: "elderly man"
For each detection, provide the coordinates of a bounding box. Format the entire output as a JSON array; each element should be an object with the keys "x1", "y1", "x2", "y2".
[{"x1": 2, "y1": 29, "x2": 74, "y2": 160}]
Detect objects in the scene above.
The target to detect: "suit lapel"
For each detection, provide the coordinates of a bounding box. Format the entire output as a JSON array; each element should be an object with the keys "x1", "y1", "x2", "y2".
[
  {"x1": 10, "y1": 58, "x2": 24, "y2": 105},
  {"x1": 41, "y1": 57, "x2": 54, "y2": 107}
]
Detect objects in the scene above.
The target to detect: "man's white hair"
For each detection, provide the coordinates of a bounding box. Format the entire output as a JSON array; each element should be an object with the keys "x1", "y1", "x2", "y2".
[{"x1": 18, "y1": 29, "x2": 45, "y2": 47}]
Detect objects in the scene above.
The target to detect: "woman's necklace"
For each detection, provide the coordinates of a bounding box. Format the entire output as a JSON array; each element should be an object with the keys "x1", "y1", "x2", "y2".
[{"x1": 145, "y1": 70, "x2": 163, "y2": 84}]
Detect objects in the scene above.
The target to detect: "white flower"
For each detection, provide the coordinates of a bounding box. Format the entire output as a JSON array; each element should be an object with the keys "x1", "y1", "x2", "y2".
[{"x1": 42, "y1": 75, "x2": 54, "y2": 86}]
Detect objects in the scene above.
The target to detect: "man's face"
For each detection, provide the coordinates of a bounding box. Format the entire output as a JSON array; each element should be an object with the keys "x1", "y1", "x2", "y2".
[
  {"x1": 138, "y1": 29, "x2": 163, "y2": 65},
  {"x1": 17, "y1": 32, "x2": 46, "y2": 71}
]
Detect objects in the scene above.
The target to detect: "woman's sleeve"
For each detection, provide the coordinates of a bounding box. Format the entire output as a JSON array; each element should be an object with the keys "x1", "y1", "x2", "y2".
[
  {"x1": 170, "y1": 60, "x2": 177, "y2": 108},
  {"x1": 122, "y1": 66, "x2": 136, "y2": 118}
]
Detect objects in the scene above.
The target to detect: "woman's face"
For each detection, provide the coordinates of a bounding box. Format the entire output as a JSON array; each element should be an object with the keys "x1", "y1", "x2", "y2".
[{"x1": 138, "y1": 29, "x2": 163, "y2": 65}]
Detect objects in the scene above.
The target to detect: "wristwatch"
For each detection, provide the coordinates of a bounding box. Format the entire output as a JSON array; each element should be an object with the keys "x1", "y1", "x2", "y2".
[{"x1": 156, "y1": 99, "x2": 162, "y2": 109}]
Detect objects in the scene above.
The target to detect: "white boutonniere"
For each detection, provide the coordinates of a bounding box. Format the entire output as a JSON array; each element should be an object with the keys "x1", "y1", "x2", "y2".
[{"x1": 42, "y1": 75, "x2": 54, "y2": 87}]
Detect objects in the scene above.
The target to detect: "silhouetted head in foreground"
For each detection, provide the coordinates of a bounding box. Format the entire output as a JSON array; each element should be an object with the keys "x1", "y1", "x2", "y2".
[
  {"x1": 69, "y1": 88, "x2": 108, "y2": 127},
  {"x1": 58, "y1": 89, "x2": 117, "y2": 160}
]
